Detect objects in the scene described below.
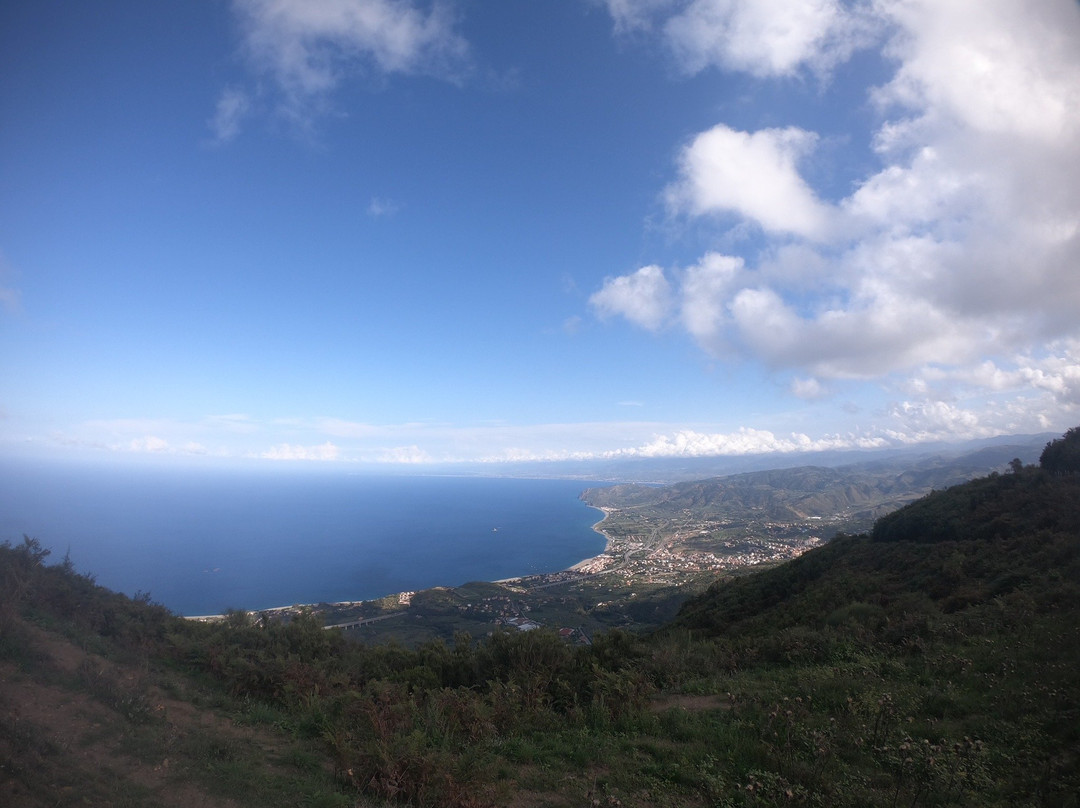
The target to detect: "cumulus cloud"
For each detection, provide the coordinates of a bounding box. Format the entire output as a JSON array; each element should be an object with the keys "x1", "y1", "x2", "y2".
[
  {"x1": 613, "y1": 426, "x2": 887, "y2": 458},
  {"x1": 605, "y1": 0, "x2": 876, "y2": 77},
  {"x1": 882, "y1": 400, "x2": 992, "y2": 444},
  {"x1": 596, "y1": 352, "x2": 1080, "y2": 456},
  {"x1": 377, "y1": 445, "x2": 433, "y2": 463},
  {"x1": 663, "y1": 0, "x2": 870, "y2": 78},
  {"x1": 907, "y1": 342, "x2": 1080, "y2": 415},
  {"x1": 668, "y1": 124, "x2": 834, "y2": 239},
  {"x1": 114, "y1": 435, "x2": 210, "y2": 456},
  {"x1": 595, "y1": 0, "x2": 1080, "y2": 399},
  {"x1": 874, "y1": 0, "x2": 1079, "y2": 143},
  {"x1": 589, "y1": 264, "x2": 673, "y2": 331},
  {"x1": 261, "y1": 441, "x2": 341, "y2": 461},
  {"x1": 679, "y1": 252, "x2": 743, "y2": 351},
  {"x1": 222, "y1": 0, "x2": 470, "y2": 131}
]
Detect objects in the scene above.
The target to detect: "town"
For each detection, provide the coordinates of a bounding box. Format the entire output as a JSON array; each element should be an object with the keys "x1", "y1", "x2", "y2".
[{"x1": 223, "y1": 504, "x2": 833, "y2": 646}]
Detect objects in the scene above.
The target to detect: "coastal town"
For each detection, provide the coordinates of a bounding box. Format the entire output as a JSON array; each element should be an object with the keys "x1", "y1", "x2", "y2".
[
  {"x1": 221, "y1": 501, "x2": 832, "y2": 645},
  {"x1": 564, "y1": 507, "x2": 826, "y2": 581}
]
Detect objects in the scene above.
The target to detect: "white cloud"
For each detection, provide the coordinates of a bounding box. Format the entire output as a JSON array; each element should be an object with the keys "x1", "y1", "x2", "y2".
[
  {"x1": 602, "y1": 0, "x2": 676, "y2": 34},
  {"x1": 129, "y1": 435, "x2": 171, "y2": 453},
  {"x1": 614, "y1": 426, "x2": 888, "y2": 458},
  {"x1": 261, "y1": 441, "x2": 341, "y2": 461},
  {"x1": 725, "y1": 277, "x2": 976, "y2": 378},
  {"x1": 680, "y1": 252, "x2": 743, "y2": 351},
  {"x1": 56, "y1": 418, "x2": 255, "y2": 458},
  {"x1": 561, "y1": 314, "x2": 583, "y2": 335},
  {"x1": 20, "y1": 398, "x2": 1075, "y2": 466},
  {"x1": 874, "y1": 0, "x2": 1079, "y2": 142},
  {"x1": 208, "y1": 86, "x2": 252, "y2": 143},
  {"x1": 226, "y1": 0, "x2": 469, "y2": 127},
  {"x1": 367, "y1": 196, "x2": 400, "y2": 216},
  {"x1": 667, "y1": 124, "x2": 834, "y2": 239},
  {"x1": 906, "y1": 342, "x2": 1080, "y2": 413},
  {"x1": 594, "y1": 0, "x2": 1080, "y2": 409},
  {"x1": 377, "y1": 445, "x2": 432, "y2": 463},
  {"x1": 790, "y1": 377, "x2": 827, "y2": 400},
  {"x1": 589, "y1": 264, "x2": 673, "y2": 331},
  {"x1": 603, "y1": 0, "x2": 879, "y2": 77},
  {"x1": 114, "y1": 435, "x2": 210, "y2": 456},
  {"x1": 882, "y1": 400, "x2": 990, "y2": 444},
  {"x1": 663, "y1": 0, "x2": 869, "y2": 78}
]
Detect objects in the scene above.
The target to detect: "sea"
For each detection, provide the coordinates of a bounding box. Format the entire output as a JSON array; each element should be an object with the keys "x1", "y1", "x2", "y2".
[{"x1": 0, "y1": 458, "x2": 608, "y2": 617}]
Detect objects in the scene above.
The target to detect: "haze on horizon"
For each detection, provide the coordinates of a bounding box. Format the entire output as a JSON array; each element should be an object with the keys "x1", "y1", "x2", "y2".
[{"x1": 1, "y1": 0, "x2": 1078, "y2": 470}]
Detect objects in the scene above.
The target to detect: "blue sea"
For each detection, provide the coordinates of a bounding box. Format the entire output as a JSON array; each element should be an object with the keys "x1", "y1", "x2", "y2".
[{"x1": 0, "y1": 459, "x2": 607, "y2": 616}]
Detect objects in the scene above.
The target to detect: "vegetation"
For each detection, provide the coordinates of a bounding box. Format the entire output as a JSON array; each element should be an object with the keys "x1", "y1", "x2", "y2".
[
  {"x1": 2, "y1": 429, "x2": 1078, "y2": 806},
  {"x1": 582, "y1": 440, "x2": 1047, "y2": 531},
  {"x1": 1040, "y1": 426, "x2": 1080, "y2": 475}
]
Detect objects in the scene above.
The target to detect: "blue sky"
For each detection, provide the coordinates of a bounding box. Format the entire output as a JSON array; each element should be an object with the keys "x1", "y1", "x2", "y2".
[{"x1": 2, "y1": 0, "x2": 1078, "y2": 466}]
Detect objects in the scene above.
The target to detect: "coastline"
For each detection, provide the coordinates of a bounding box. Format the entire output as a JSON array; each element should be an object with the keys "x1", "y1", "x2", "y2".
[
  {"x1": 496, "y1": 503, "x2": 613, "y2": 582},
  {"x1": 187, "y1": 503, "x2": 616, "y2": 621},
  {"x1": 567, "y1": 506, "x2": 614, "y2": 572}
]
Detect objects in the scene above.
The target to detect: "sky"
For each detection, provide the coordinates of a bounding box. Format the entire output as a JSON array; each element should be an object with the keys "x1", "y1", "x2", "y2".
[{"x1": 1, "y1": 0, "x2": 1079, "y2": 467}]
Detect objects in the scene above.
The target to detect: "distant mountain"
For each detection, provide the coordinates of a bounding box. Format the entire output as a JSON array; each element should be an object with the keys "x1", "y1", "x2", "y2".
[
  {"x1": 444, "y1": 432, "x2": 1054, "y2": 484},
  {"x1": 580, "y1": 439, "x2": 1050, "y2": 526}
]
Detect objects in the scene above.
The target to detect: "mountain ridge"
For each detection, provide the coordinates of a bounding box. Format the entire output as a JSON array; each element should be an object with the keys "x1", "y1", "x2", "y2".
[{"x1": 581, "y1": 440, "x2": 1045, "y2": 527}]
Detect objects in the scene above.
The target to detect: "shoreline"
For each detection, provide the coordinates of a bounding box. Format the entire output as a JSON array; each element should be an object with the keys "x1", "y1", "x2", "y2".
[
  {"x1": 567, "y1": 507, "x2": 614, "y2": 572},
  {"x1": 187, "y1": 503, "x2": 616, "y2": 621}
]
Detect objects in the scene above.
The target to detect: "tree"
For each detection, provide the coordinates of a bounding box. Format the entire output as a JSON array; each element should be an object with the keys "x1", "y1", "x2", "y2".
[{"x1": 1039, "y1": 426, "x2": 1080, "y2": 475}]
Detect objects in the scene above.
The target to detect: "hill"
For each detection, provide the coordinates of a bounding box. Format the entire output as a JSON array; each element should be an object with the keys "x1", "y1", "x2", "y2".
[
  {"x1": 582, "y1": 441, "x2": 1045, "y2": 525},
  {"x1": 1, "y1": 431, "x2": 1078, "y2": 807}
]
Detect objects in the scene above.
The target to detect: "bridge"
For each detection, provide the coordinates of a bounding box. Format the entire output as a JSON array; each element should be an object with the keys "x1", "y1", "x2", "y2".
[{"x1": 322, "y1": 612, "x2": 405, "y2": 631}]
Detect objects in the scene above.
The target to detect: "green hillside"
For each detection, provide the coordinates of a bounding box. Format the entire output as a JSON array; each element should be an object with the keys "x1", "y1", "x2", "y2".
[
  {"x1": 673, "y1": 465, "x2": 1080, "y2": 637},
  {"x1": 583, "y1": 442, "x2": 1042, "y2": 526},
  {"x1": 2, "y1": 432, "x2": 1078, "y2": 807}
]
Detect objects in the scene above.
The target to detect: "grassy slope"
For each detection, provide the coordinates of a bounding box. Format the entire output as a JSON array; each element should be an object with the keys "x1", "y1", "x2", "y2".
[
  {"x1": 665, "y1": 467, "x2": 1080, "y2": 806},
  {"x1": 2, "y1": 465, "x2": 1078, "y2": 807},
  {"x1": 582, "y1": 444, "x2": 1041, "y2": 524},
  {"x1": 0, "y1": 546, "x2": 364, "y2": 808}
]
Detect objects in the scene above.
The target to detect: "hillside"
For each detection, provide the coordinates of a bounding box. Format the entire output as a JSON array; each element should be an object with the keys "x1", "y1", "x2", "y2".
[
  {"x1": 2, "y1": 431, "x2": 1078, "y2": 807},
  {"x1": 582, "y1": 442, "x2": 1043, "y2": 524},
  {"x1": 673, "y1": 468, "x2": 1080, "y2": 637}
]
